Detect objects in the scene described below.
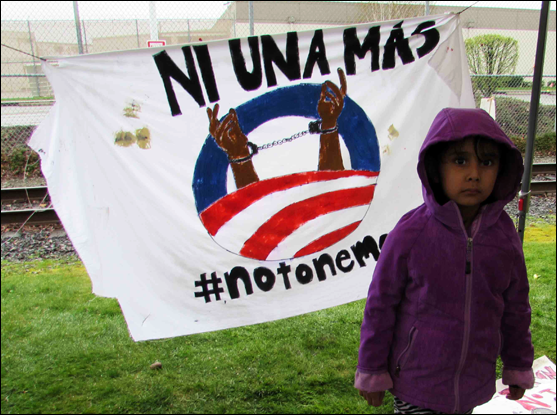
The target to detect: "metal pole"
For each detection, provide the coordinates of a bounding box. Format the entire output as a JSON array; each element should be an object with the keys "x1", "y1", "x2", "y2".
[
  {"x1": 149, "y1": 1, "x2": 158, "y2": 41},
  {"x1": 82, "y1": 20, "x2": 88, "y2": 53},
  {"x1": 73, "y1": 1, "x2": 84, "y2": 54},
  {"x1": 136, "y1": 19, "x2": 140, "y2": 48},
  {"x1": 425, "y1": 1, "x2": 430, "y2": 16},
  {"x1": 249, "y1": 1, "x2": 254, "y2": 36},
  {"x1": 27, "y1": 20, "x2": 41, "y2": 97},
  {"x1": 517, "y1": 1, "x2": 550, "y2": 245}
]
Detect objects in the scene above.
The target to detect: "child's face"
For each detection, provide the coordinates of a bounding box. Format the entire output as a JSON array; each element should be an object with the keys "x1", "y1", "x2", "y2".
[{"x1": 438, "y1": 137, "x2": 500, "y2": 210}]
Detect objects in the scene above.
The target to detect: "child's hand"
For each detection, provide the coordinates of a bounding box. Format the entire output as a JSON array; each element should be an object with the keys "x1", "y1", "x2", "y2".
[
  {"x1": 506, "y1": 385, "x2": 525, "y2": 400},
  {"x1": 358, "y1": 390, "x2": 385, "y2": 407}
]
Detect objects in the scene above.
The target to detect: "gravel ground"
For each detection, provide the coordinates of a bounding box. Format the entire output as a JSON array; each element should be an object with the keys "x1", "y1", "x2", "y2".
[
  {"x1": 1, "y1": 176, "x2": 47, "y2": 189},
  {"x1": 1, "y1": 195, "x2": 555, "y2": 263},
  {"x1": 1, "y1": 156, "x2": 554, "y2": 189},
  {"x1": 1, "y1": 224, "x2": 78, "y2": 262},
  {"x1": 2, "y1": 158, "x2": 555, "y2": 262},
  {"x1": 532, "y1": 156, "x2": 557, "y2": 164},
  {"x1": 504, "y1": 193, "x2": 556, "y2": 224}
]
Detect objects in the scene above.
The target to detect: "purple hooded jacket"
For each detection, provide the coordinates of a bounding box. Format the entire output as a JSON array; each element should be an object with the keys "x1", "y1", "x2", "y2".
[{"x1": 355, "y1": 108, "x2": 534, "y2": 413}]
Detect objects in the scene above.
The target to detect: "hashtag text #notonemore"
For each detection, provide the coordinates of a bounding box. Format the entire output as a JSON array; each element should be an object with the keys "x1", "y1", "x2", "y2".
[{"x1": 193, "y1": 233, "x2": 387, "y2": 303}]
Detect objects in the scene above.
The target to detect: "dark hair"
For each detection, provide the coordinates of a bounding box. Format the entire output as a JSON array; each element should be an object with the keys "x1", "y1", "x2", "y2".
[{"x1": 424, "y1": 135, "x2": 504, "y2": 205}]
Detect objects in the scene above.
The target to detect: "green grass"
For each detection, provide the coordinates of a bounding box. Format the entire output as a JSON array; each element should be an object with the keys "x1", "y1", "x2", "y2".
[
  {"x1": 1, "y1": 97, "x2": 54, "y2": 102},
  {"x1": 496, "y1": 87, "x2": 556, "y2": 92},
  {"x1": 2, "y1": 225, "x2": 555, "y2": 414},
  {"x1": 522, "y1": 223, "x2": 556, "y2": 364}
]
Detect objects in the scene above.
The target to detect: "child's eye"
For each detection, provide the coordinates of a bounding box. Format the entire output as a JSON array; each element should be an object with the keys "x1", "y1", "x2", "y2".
[
  {"x1": 482, "y1": 160, "x2": 494, "y2": 167},
  {"x1": 454, "y1": 158, "x2": 466, "y2": 165}
]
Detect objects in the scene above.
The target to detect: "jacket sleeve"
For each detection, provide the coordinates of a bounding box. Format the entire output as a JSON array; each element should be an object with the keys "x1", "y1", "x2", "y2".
[
  {"x1": 355, "y1": 228, "x2": 409, "y2": 391},
  {"x1": 354, "y1": 370, "x2": 393, "y2": 393},
  {"x1": 500, "y1": 241, "x2": 535, "y2": 390}
]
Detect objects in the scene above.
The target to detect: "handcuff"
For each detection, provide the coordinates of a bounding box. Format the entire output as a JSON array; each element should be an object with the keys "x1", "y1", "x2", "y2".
[{"x1": 228, "y1": 120, "x2": 338, "y2": 164}]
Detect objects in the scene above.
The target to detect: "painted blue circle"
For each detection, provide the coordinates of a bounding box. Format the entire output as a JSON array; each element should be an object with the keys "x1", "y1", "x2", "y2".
[{"x1": 193, "y1": 83, "x2": 380, "y2": 213}]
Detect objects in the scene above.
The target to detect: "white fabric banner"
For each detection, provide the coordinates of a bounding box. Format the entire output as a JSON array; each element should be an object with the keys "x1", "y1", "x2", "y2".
[
  {"x1": 30, "y1": 14, "x2": 474, "y2": 341},
  {"x1": 474, "y1": 356, "x2": 556, "y2": 414}
]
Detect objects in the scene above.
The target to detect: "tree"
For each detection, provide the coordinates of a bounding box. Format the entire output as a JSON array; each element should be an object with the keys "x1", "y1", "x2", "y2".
[
  {"x1": 358, "y1": 1, "x2": 436, "y2": 23},
  {"x1": 465, "y1": 34, "x2": 519, "y2": 98}
]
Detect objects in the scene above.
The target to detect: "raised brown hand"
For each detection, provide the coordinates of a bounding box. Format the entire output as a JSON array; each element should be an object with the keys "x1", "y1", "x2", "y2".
[
  {"x1": 207, "y1": 104, "x2": 259, "y2": 189},
  {"x1": 318, "y1": 68, "x2": 347, "y2": 130},
  {"x1": 317, "y1": 68, "x2": 347, "y2": 171},
  {"x1": 207, "y1": 104, "x2": 251, "y2": 161}
]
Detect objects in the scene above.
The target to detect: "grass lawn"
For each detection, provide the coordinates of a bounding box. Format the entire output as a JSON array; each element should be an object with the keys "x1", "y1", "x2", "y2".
[
  {"x1": 1, "y1": 97, "x2": 54, "y2": 102},
  {"x1": 496, "y1": 87, "x2": 556, "y2": 93},
  {"x1": 1, "y1": 223, "x2": 555, "y2": 414}
]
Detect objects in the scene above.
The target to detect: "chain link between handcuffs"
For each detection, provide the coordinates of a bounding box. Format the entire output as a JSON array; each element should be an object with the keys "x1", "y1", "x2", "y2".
[
  {"x1": 228, "y1": 120, "x2": 337, "y2": 163},
  {"x1": 258, "y1": 129, "x2": 310, "y2": 151}
]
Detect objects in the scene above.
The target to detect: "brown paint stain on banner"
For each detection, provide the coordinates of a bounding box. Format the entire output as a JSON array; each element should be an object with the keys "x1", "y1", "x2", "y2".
[
  {"x1": 135, "y1": 127, "x2": 151, "y2": 149},
  {"x1": 114, "y1": 130, "x2": 137, "y2": 147},
  {"x1": 123, "y1": 100, "x2": 141, "y2": 118},
  {"x1": 114, "y1": 128, "x2": 151, "y2": 149}
]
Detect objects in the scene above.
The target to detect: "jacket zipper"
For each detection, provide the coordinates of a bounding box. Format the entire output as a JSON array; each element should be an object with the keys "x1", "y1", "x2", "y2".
[
  {"x1": 453, "y1": 206, "x2": 483, "y2": 413},
  {"x1": 465, "y1": 238, "x2": 472, "y2": 275},
  {"x1": 453, "y1": 237, "x2": 473, "y2": 413},
  {"x1": 395, "y1": 326, "x2": 418, "y2": 377}
]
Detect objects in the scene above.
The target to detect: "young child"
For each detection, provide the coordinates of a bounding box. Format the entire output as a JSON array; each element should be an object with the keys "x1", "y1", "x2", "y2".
[{"x1": 355, "y1": 108, "x2": 535, "y2": 414}]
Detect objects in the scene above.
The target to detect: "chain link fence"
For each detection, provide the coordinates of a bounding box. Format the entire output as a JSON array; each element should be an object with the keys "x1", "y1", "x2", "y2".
[{"x1": 1, "y1": 1, "x2": 556, "y2": 155}]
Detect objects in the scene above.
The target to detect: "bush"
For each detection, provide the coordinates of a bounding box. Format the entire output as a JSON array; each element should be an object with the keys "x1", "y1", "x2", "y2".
[
  {"x1": 465, "y1": 34, "x2": 519, "y2": 97},
  {"x1": 0, "y1": 147, "x2": 41, "y2": 176},
  {"x1": 534, "y1": 132, "x2": 556, "y2": 155},
  {"x1": 495, "y1": 97, "x2": 555, "y2": 138},
  {"x1": 498, "y1": 76, "x2": 527, "y2": 89},
  {"x1": 471, "y1": 76, "x2": 497, "y2": 99},
  {"x1": 510, "y1": 132, "x2": 556, "y2": 156},
  {"x1": 1, "y1": 126, "x2": 37, "y2": 155}
]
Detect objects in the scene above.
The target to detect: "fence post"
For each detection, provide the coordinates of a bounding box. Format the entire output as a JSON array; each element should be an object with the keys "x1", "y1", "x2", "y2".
[
  {"x1": 249, "y1": 1, "x2": 254, "y2": 36},
  {"x1": 82, "y1": 20, "x2": 88, "y2": 53},
  {"x1": 233, "y1": 1, "x2": 237, "y2": 38},
  {"x1": 73, "y1": 1, "x2": 84, "y2": 54},
  {"x1": 517, "y1": 1, "x2": 550, "y2": 245},
  {"x1": 27, "y1": 20, "x2": 41, "y2": 97},
  {"x1": 149, "y1": 1, "x2": 158, "y2": 41}
]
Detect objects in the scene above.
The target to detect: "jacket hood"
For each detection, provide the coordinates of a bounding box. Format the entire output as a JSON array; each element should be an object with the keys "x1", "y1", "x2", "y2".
[{"x1": 417, "y1": 108, "x2": 523, "y2": 229}]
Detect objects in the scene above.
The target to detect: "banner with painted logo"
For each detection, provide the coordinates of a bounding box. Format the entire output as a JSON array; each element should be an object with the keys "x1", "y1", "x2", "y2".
[{"x1": 30, "y1": 13, "x2": 474, "y2": 341}]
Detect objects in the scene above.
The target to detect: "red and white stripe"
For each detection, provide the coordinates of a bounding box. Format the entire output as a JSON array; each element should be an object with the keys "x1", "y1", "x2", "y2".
[{"x1": 200, "y1": 170, "x2": 378, "y2": 260}]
